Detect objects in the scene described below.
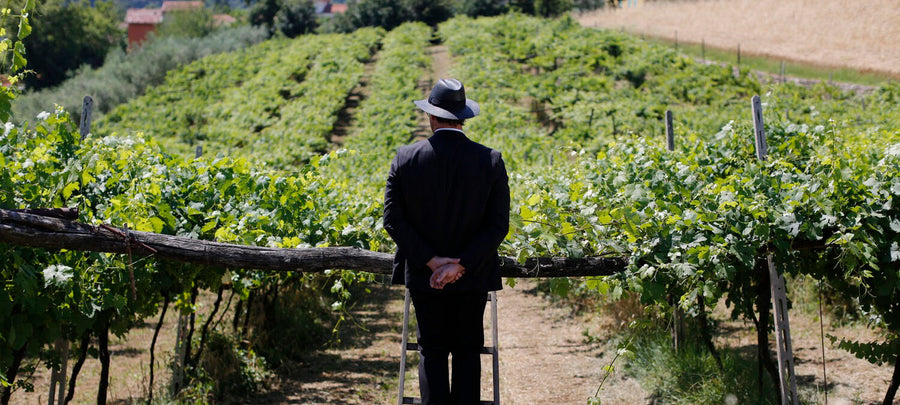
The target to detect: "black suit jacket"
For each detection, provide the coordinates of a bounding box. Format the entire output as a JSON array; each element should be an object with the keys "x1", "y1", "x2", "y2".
[{"x1": 383, "y1": 128, "x2": 509, "y2": 292}]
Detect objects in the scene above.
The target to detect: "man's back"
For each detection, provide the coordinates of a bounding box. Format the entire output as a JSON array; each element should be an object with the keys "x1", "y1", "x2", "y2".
[{"x1": 384, "y1": 128, "x2": 509, "y2": 292}]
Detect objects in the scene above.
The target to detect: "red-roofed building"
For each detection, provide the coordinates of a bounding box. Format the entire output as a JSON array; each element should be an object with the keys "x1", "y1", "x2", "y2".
[
  {"x1": 326, "y1": 3, "x2": 348, "y2": 14},
  {"x1": 125, "y1": 8, "x2": 164, "y2": 46}
]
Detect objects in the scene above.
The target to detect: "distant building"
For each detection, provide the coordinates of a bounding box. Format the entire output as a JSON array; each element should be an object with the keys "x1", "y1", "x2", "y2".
[
  {"x1": 125, "y1": 8, "x2": 164, "y2": 47},
  {"x1": 124, "y1": 1, "x2": 237, "y2": 48},
  {"x1": 314, "y1": 0, "x2": 348, "y2": 17}
]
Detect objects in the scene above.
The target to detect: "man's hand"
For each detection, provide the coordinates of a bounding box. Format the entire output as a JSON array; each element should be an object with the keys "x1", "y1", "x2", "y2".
[
  {"x1": 430, "y1": 263, "x2": 465, "y2": 289},
  {"x1": 426, "y1": 256, "x2": 459, "y2": 272}
]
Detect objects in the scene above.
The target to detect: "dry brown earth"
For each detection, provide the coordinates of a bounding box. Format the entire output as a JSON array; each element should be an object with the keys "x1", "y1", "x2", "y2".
[{"x1": 577, "y1": 0, "x2": 900, "y2": 77}]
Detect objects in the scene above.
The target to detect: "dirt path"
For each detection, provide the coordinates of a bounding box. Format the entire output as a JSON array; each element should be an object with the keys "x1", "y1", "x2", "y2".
[
  {"x1": 576, "y1": 0, "x2": 900, "y2": 77},
  {"x1": 494, "y1": 282, "x2": 646, "y2": 404},
  {"x1": 253, "y1": 279, "x2": 641, "y2": 405}
]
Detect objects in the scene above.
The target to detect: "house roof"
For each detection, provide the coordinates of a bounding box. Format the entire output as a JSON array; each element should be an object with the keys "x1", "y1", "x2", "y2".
[
  {"x1": 161, "y1": 1, "x2": 204, "y2": 12},
  {"x1": 326, "y1": 3, "x2": 348, "y2": 13},
  {"x1": 125, "y1": 8, "x2": 164, "y2": 24}
]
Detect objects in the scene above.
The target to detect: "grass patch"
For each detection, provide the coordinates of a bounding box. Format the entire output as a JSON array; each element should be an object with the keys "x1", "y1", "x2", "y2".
[
  {"x1": 636, "y1": 34, "x2": 896, "y2": 87},
  {"x1": 623, "y1": 326, "x2": 777, "y2": 405}
]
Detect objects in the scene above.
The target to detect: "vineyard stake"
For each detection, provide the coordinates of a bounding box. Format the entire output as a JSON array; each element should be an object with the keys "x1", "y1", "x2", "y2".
[
  {"x1": 753, "y1": 95, "x2": 799, "y2": 405},
  {"x1": 47, "y1": 338, "x2": 69, "y2": 405},
  {"x1": 48, "y1": 95, "x2": 90, "y2": 404},
  {"x1": 79, "y1": 96, "x2": 93, "y2": 141},
  {"x1": 665, "y1": 110, "x2": 674, "y2": 151},
  {"x1": 664, "y1": 110, "x2": 681, "y2": 352}
]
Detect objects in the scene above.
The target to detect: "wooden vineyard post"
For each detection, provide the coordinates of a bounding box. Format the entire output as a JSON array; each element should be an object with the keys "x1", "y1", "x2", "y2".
[
  {"x1": 752, "y1": 95, "x2": 799, "y2": 405},
  {"x1": 665, "y1": 110, "x2": 674, "y2": 151},
  {"x1": 48, "y1": 96, "x2": 92, "y2": 404},
  {"x1": 664, "y1": 109, "x2": 682, "y2": 352},
  {"x1": 47, "y1": 338, "x2": 69, "y2": 405},
  {"x1": 172, "y1": 313, "x2": 189, "y2": 395},
  {"x1": 79, "y1": 96, "x2": 93, "y2": 141}
]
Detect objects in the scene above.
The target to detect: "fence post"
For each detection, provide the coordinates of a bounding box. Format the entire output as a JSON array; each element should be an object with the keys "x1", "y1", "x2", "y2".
[{"x1": 752, "y1": 95, "x2": 799, "y2": 405}]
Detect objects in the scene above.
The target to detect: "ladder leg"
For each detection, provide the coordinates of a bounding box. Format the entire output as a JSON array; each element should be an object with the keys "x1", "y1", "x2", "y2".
[
  {"x1": 398, "y1": 289, "x2": 411, "y2": 405},
  {"x1": 490, "y1": 291, "x2": 500, "y2": 405}
]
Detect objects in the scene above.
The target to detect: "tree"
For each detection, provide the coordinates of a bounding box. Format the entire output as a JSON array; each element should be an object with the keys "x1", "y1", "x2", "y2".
[
  {"x1": 510, "y1": 0, "x2": 573, "y2": 17},
  {"x1": 453, "y1": 0, "x2": 509, "y2": 17},
  {"x1": 405, "y1": 0, "x2": 452, "y2": 26},
  {"x1": 534, "y1": 0, "x2": 573, "y2": 17},
  {"x1": 250, "y1": 0, "x2": 317, "y2": 37},
  {"x1": 156, "y1": 8, "x2": 216, "y2": 38},
  {"x1": 274, "y1": 0, "x2": 317, "y2": 37},
  {"x1": 21, "y1": 0, "x2": 123, "y2": 90}
]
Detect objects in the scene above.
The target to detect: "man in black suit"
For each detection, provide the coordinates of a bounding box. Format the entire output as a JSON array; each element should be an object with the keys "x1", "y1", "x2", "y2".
[{"x1": 383, "y1": 78, "x2": 510, "y2": 405}]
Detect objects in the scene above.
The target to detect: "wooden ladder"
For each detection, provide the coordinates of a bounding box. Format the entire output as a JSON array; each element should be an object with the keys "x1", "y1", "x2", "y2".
[{"x1": 397, "y1": 289, "x2": 500, "y2": 405}]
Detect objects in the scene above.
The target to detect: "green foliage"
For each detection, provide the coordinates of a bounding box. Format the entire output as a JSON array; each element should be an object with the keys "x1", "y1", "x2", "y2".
[
  {"x1": 275, "y1": 0, "x2": 318, "y2": 37},
  {"x1": 22, "y1": 0, "x2": 124, "y2": 90},
  {"x1": 4, "y1": 13, "x2": 900, "y2": 402},
  {"x1": 250, "y1": 0, "x2": 317, "y2": 37},
  {"x1": 452, "y1": 0, "x2": 508, "y2": 17},
  {"x1": 534, "y1": 0, "x2": 573, "y2": 17},
  {"x1": 0, "y1": 0, "x2": 35, "y2": 121},
  {"x1": 198, "y1": 331, "x2": 271, "y2": 400},
  {"x1": 438, "y1": 14, "x2": 900, "y2": 384},
  {"x1": 626, "y1": 327, "x2": 773, "y2": 405},
  {"x1": 13, "y1": 25, "x2": 268, "y2": 124},
  {"x1": 322, "y1": 0, "x2": 413, "y2": 33},
  {"x1": 405, "y1": 0, "x2": 453, "y2": 26},
  {"x1": 156, "y1": 8, "x2": 216, "y2": 39},
  {"x1": 0, "y1": 22, "x2": 430, "y2": 398}
]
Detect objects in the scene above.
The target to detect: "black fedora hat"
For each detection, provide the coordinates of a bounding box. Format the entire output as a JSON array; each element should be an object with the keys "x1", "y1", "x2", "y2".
[{"x1": 414, "y1": 78, "x2": 480, "y2": 120}]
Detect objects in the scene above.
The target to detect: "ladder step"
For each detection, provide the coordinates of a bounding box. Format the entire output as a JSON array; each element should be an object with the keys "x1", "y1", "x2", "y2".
[
  {"x1": 403, "y1": 398, "x2": 493, "y2": 404},
  {"x1": 406, "y1": 342, "x2": 495, "y2": 355}
]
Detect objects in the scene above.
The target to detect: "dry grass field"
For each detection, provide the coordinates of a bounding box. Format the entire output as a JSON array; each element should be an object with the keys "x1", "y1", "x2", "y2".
[{"x1": 577, "y1": 0, "x2": 900, "y2": 76}]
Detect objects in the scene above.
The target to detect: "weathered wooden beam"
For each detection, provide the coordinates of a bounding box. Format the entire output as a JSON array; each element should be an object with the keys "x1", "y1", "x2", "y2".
[{"x1": 0, "y1": 208, "x2": 628, "y2": 278}]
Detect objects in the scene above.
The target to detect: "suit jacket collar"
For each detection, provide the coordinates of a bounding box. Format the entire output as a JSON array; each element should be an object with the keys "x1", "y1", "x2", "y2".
[{"x1": 433, "y1": 128, "x2": 466, "y2": 136}]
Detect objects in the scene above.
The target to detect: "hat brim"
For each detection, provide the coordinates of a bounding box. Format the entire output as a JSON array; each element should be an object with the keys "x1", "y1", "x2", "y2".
[{"x1": 414, "y1": 99, "x2": 480, "y2": 120}]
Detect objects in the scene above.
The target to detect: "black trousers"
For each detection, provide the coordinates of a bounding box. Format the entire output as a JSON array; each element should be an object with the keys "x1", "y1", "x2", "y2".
[{"x1": 410, "y1": 290, "x2": 488, "y2": 405}]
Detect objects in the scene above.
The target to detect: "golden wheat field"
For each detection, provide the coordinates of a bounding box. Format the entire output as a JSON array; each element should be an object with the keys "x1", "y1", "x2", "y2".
[{"x1": 577, "y1": 0, "x2": 900, "y2": 76}]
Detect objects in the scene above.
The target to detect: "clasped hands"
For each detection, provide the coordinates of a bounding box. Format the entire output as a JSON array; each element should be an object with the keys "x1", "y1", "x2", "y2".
[{"x1": 426, "y1": 256, "x2": 465, "y2": 289}]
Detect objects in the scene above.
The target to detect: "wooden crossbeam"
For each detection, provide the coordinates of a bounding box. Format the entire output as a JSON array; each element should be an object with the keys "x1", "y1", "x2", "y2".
[{"x1": 0, "y1": 208, "x2": 627, "y2": 278}]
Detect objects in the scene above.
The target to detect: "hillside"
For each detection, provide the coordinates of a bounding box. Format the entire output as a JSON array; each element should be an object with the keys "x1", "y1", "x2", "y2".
[{"x1": 3, "y1": 13, "x2": 900, "y2": 405}]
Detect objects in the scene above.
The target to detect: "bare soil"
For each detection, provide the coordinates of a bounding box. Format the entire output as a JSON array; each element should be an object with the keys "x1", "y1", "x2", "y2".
[{"x1": 577, "y1": 0, "x2": 900, "y2": 77}]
